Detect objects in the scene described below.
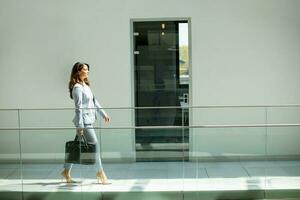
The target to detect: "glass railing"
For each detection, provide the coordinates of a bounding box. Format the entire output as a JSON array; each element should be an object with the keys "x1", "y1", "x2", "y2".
[{"x1": 0, "y1": 105, "x2": 300, "y2": 199}]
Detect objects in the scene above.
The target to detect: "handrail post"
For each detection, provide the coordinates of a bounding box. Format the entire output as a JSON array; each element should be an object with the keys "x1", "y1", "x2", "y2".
[{"x1": 17, "y1": 109, "x2": 24, "y2": 199}]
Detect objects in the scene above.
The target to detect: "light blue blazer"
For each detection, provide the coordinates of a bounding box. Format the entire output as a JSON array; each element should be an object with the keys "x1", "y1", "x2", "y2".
[{"x1": 72, "y1": 83, "x2": 108, "y2": 128}]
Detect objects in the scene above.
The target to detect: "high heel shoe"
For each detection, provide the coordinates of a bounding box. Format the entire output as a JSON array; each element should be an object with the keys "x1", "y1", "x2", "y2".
[
  {"x1": 61, "y1": 170, "x2": 76, "y2": 184},
  {"x1": 96, "y1": 170, "x2": 111, "y2": 185}
]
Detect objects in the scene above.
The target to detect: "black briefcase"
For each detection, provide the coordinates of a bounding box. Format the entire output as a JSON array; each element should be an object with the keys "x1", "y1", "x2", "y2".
[{"x1": 65, "y1": 135, "x2": 96, "y2": 165}]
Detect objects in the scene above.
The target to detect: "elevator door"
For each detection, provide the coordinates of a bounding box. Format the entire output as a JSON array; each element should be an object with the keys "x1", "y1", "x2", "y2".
[{"x1": 133, "y1": 20, "x2": 189, "y2": 161}]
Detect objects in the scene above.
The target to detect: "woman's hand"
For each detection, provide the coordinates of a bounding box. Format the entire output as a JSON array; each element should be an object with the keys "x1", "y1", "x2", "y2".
[
  {"x1": 104, "y1": 116, "x2": 110, "y2": 123},
  {"x1": 78, "y1": 128, "x2": 84, "y2": 135}
]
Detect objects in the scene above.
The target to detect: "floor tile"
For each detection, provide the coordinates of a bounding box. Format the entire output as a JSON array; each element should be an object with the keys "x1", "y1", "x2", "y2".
[
  {"x1": 1, "y1": 161, "x2": 300, "y2": 194},
  {"x1": 0, "y1": 168, "x2": 16, "y2": 178},
  {"x1": 206, "y1": 166, "x2": 249, "y2": 178}
]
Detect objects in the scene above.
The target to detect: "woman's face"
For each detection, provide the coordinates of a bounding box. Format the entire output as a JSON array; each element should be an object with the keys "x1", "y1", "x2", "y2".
[{"x1": 79, "y1": 64, "x2": 89, "y2": 80}]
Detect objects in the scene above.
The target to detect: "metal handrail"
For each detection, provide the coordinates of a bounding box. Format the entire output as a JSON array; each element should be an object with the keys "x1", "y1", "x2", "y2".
[
  {"x1": 1, "y1": 123, "x2": 300, "y2": 131},
  {"x1": 1, "y1": 104, "x2": 300, "y2": 111}
]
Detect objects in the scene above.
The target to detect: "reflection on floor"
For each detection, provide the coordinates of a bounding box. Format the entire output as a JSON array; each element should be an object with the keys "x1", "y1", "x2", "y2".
[{"x1": 0, "y1": 161, "x2": 300, "y2": 192}]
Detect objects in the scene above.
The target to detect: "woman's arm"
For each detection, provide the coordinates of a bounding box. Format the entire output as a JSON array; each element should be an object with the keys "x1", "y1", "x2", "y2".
[
  {"x1": 73, "y1": 86, "x2": 84, "y2": 128},
  {"x1": 94, "y1": 98, "x2": 110, "y2": 122}
]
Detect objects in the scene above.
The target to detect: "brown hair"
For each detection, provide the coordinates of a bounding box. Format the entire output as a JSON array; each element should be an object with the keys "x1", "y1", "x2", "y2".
[{"x1": 68, "y1": 62, "x2": 90, "y2": 99}]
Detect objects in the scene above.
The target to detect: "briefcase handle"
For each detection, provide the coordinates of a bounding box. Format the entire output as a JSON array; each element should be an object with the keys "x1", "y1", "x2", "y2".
[{"x1": 74, "y1": 134, "x2": 89, "y2": 148}]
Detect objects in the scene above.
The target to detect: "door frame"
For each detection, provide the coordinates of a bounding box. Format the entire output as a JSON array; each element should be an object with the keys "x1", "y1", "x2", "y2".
[{"x1": 129, "y1": 17, "x2": 193, "y2": 156}]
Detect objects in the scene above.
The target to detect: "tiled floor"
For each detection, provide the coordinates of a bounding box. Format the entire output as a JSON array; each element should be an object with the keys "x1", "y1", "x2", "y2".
[{"x1": 0, "y1": 161, "x2": 300, "y2": 192}]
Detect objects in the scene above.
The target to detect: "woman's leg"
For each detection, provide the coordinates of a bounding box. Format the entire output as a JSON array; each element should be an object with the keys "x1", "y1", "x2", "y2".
[
  {"x1": 63, "y1": 163, "x2": 72, "y2": 170},
  {"x1": 83, "y1": 124, "x2": 110, "y2": 184},
  {"x1": 83, "y1": 124, "x2": 103, "y2": 171},
  {"x1": 63, "y1": 129, "x2": 80, "y2": 170},
  {"x1": 61, "y1": 129, "x2": 79, "y2": 183}
]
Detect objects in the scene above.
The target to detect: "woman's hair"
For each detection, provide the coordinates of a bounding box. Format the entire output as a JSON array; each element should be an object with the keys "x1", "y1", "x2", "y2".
[{"x1": 68, "y1": 62, "x2": 90, "y2": 99}]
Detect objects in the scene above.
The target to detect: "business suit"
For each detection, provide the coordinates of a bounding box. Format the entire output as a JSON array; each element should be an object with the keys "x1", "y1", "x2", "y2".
[{"x1": 64, "y1": 83, "x2": 108, "y2": 170}]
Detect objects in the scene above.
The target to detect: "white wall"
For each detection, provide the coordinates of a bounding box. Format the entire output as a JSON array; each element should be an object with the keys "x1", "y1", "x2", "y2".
[
  {"x1": 193, "y1": 0, "x2": 300, "y2": 105},
  {"x1": 190, "y1": 0, "x2": 300, "y2": 159},
  {"x1": 0, "y1": 0, "x2": 300, "y2": 162}
]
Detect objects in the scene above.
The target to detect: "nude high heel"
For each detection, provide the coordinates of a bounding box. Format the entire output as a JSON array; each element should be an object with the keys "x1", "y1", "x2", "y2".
[
  {"x1": 61, "y1": 169, "x2": 76, "y2": 184},
  {"x1": 96, "y1": 170, "x2": 111, "y2": 185}
]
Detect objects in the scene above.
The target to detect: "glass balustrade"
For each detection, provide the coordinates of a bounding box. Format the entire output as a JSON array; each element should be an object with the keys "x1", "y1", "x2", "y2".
[{"x1": 0, "y1": 106, "x2": 299, "y2": 199}]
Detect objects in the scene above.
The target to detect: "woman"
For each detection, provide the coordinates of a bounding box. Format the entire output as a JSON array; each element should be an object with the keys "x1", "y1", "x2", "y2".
[{"x1": 61, "y1": 62, "x2": 111, "y2": 184}]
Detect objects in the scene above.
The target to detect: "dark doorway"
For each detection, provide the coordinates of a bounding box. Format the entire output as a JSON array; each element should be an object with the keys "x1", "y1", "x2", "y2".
[{"x1": 133, "y1": 20, "x2": 190, "y2": 161}]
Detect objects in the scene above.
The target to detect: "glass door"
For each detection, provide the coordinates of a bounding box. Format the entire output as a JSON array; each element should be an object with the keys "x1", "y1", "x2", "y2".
[{"x1": 133, "y1": 20, "x2": 190, "y2": 161}]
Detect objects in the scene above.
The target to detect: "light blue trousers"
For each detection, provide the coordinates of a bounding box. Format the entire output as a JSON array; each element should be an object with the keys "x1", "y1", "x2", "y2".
[{"x1": 64, "y1": 124, "x2": 103, "y2": 171}]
